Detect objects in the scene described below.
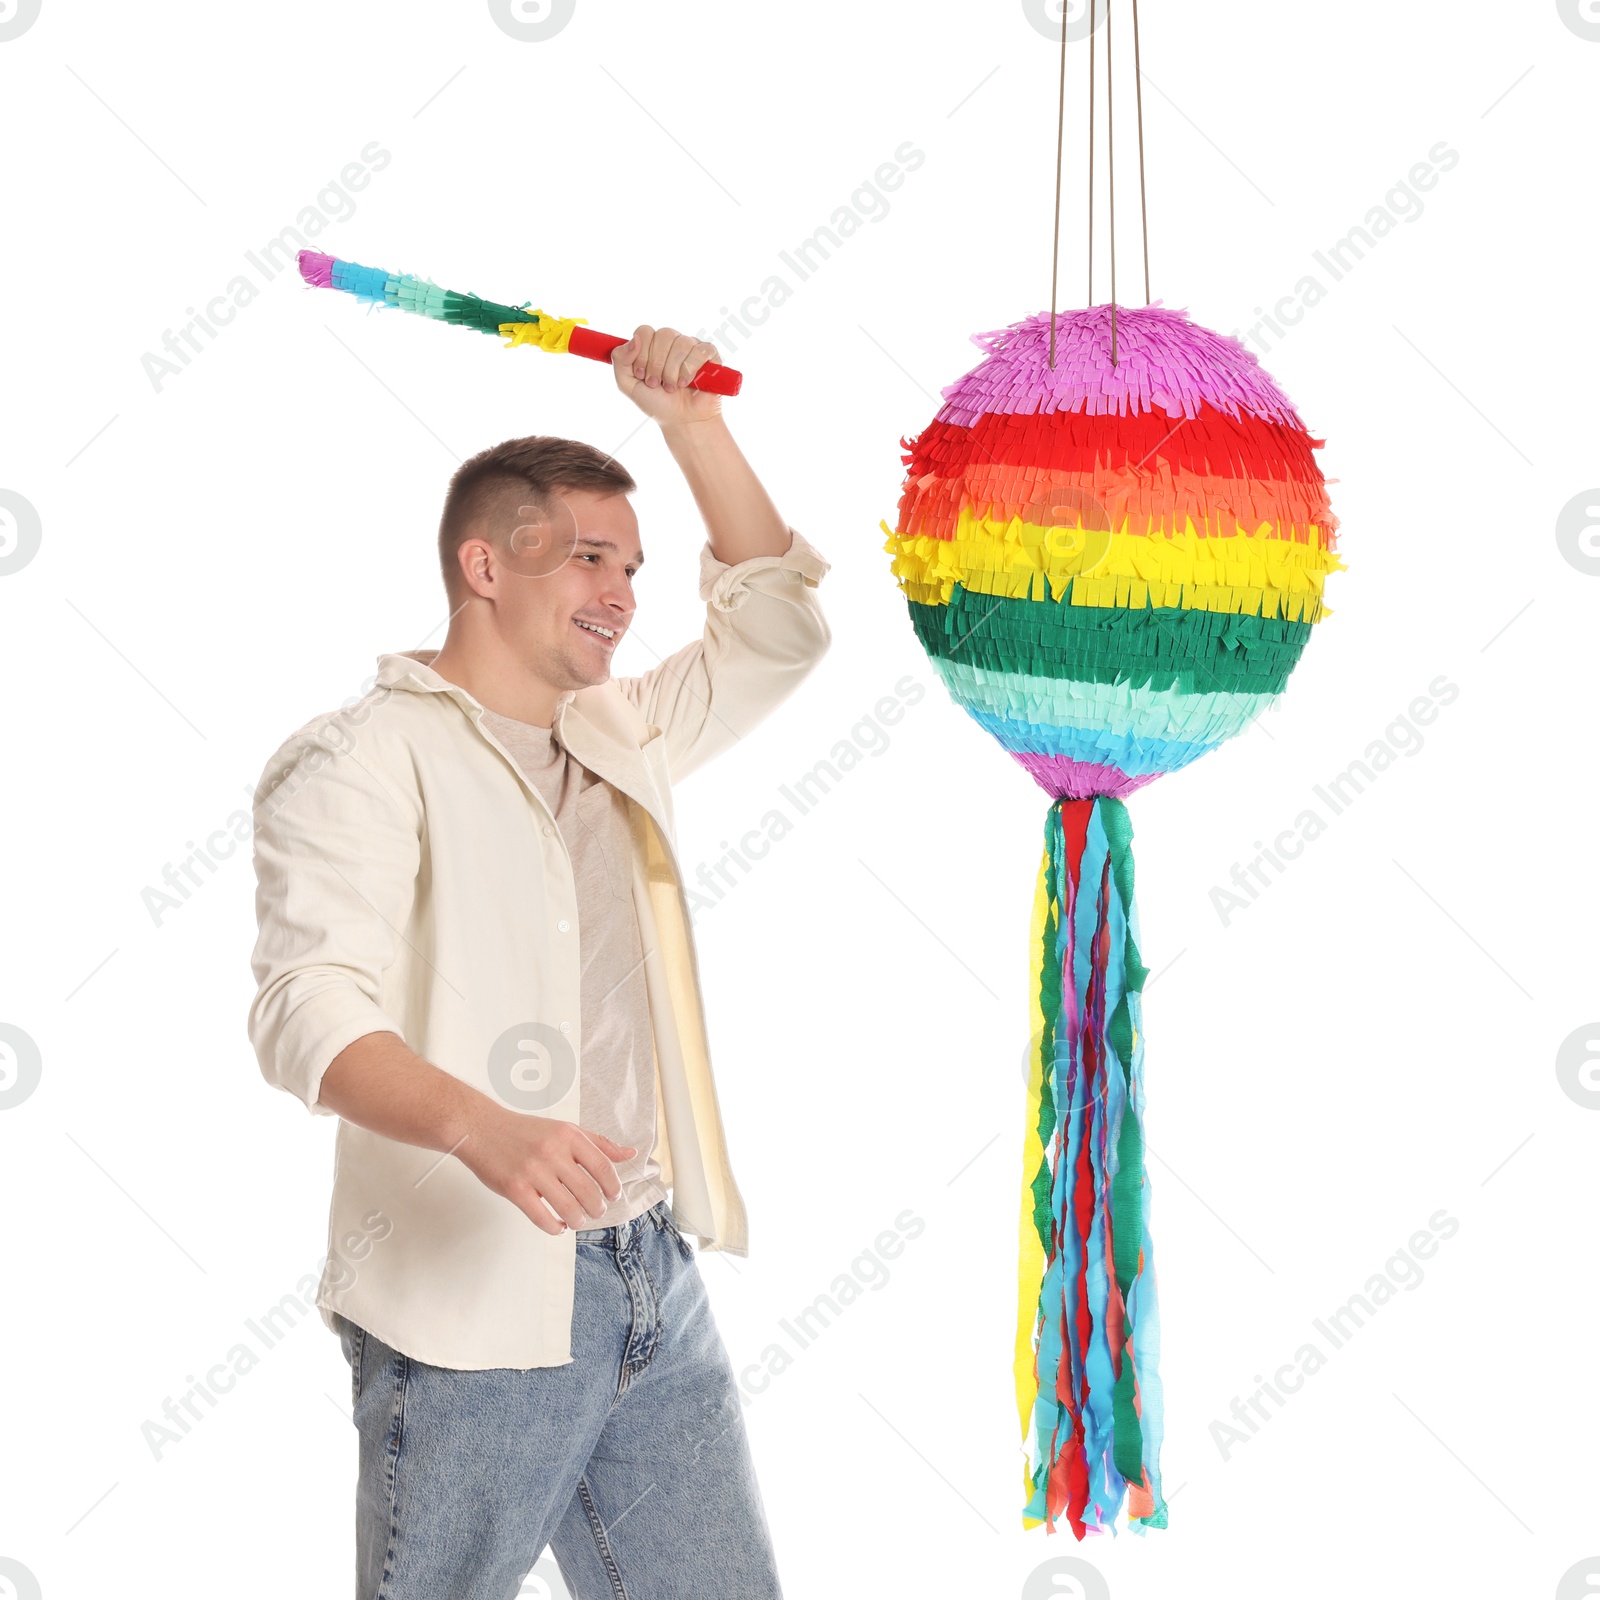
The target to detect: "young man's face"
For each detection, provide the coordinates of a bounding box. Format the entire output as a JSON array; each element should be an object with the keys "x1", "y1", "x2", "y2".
[{"x1": 495, "y1": 488, "x2": 643, "y2": 691}]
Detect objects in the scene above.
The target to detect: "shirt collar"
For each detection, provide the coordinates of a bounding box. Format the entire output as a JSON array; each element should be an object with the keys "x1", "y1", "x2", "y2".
[
  {"x1": 374, "y1": 649, "x2": 579, "y2": 718},
  {"x1": 373, "y1": 649, "x2": 667, "y2": 838}
]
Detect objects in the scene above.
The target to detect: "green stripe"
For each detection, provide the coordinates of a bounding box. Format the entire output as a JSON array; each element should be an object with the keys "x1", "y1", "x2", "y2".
[
  {"x1": 440, "y1": 289, "x2": 535, "y2": 333},
  {"x1": 1100, "y1": 798, "x2": 1149, "y2": 1486},
  {"x1": 907, "y1": 584, "x2": 1311, "y2": 697}
]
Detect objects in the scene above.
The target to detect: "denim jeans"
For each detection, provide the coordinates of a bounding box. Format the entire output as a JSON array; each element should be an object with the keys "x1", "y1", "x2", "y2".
[{"x1": 332, "y1": 1200, "x2": 783, "y2": 1599}]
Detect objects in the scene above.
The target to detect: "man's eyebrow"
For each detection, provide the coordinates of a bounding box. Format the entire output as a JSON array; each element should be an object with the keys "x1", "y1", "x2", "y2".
[{"x1": 575, "y1": 535, "x2": 645, "y2": 564}]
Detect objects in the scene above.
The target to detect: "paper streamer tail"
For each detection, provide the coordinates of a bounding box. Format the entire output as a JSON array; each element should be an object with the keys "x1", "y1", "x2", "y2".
[{"x1": 1013, "y1": 796, "x2": 1167, "y2": 1537}]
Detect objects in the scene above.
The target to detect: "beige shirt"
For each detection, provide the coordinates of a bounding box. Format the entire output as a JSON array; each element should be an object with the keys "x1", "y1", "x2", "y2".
[
  {"x1": 247, "y1": 528, "x2": 830, "y2": 1370},
  {"x1": 478, "y1": 710, "x2": 666, "y2": 1230}
]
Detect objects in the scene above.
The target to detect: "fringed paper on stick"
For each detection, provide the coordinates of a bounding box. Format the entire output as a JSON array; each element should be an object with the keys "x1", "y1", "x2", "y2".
[
  {"x1": 294, "y1": 250, "x2": 744, "y2": 393},
  {"x1": 881, "y1": 303, "x2": 1344, "y2": 1538}
]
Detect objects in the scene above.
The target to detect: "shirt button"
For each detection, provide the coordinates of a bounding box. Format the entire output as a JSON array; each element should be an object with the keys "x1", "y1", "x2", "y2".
[
  {"x1": 559, "y1": 1021, "x2": 572, "y2": 1034},
  {"x1": 558, "y1": 920, "x2": 571, "y2": 932},
  {"x1": 543, "y1": 824, "x2": 555, "y2": 837}
]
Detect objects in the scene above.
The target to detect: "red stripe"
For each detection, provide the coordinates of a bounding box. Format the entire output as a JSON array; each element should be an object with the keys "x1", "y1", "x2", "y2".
[
  {"x1": 902, "y1": 402, "x2": 1326, "y2": 485},
  {"x1": 1061, "y1": 798, "x2": 1092, "y2": 876}
]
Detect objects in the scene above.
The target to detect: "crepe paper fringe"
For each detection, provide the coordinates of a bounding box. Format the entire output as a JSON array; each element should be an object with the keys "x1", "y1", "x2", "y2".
[
  {"x1": 1015, "y1": 796, "x2": 1166, "y2": 1537},
  {"x1": 906, "y1": 405, "x2": 1328, "y2": 490},
  {"x1": 961, "y1": 704, "x2": 1214, "y2": 786},
  {"x1": 298, "y1": 250, "x2": 336, "y2": 288},
  {"x1": 1012, "y1": 755, "x2": 1161, "y2": 802},
  {"x1": 884, "y1": 517, "x2": 1343, "y2": 618},
  {"x1": 296, "y1": 251, "x2": 589, "y2": 351},
  {"x1": 934, "y1": 661, "x2": 1277, "y2": 740},
  {"x1": 884, "y1": 306, "x2": 1340, "y2": 800},
  {"x1": 896, "y1": 471, "x2": 1334, "y2": 555},
  {"x1": 500, "y1": 317, "x2": 591, "y2": 353},
  {"x1": 940, "y1": 303, "x2": 1304, "y2": 427},
  {"x1": 908, "y1": 588, "x2": 1313, "y2": 700},
  {"x1": 895, "y1": 409, "x2": 1338, "y2": 553},
  {"x1": 883, "y1": 309, "x2": 1338, "y2": 1543}
]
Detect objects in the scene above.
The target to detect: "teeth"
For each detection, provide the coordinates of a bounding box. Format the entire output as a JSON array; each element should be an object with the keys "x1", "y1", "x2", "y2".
[{"x1": 576, "y1": 620, "x2": 615, "y2": 640}]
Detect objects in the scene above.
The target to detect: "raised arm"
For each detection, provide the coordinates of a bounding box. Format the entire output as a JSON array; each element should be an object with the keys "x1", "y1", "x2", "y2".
[
  {"x1": 611, "y1": 327, "x2": 793, "y2": 568},
  {"x1": 608, "y1": 327, "x2": 832, "y2": 779}
]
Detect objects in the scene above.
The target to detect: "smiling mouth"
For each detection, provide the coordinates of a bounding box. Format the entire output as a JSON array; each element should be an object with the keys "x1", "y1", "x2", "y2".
[{"x1": 574, "y1": 618, "x2": 618, "y2": 645}]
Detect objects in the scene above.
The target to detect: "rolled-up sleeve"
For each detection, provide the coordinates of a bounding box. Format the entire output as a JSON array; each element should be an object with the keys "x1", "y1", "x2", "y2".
[
  {"x1": 246, "y1": 726, "x2": 420, "y2": 1117},
  {"x1": 696, "y1": 525, "x2": 831, "y2": 612},
  {"x1": 618, "y1": 526, "x2": 831, "y2": 782}
]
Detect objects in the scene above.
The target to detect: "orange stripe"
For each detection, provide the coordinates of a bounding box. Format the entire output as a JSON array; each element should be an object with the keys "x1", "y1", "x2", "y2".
[{"x1": 897, "y1": 462, "x2": 1338, "y2": 545}]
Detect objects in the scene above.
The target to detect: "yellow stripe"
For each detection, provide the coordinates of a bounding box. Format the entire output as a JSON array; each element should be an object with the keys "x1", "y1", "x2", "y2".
[
  {"x1": 1014, "y1": 838, "x2": 1053, "y2": 1506},
  {"x1": 499, "y1": 309, "x2": 589, "y2": 353},
  {"x1": 883, "y1": 508, "x2": 1345, "y2": 622}
]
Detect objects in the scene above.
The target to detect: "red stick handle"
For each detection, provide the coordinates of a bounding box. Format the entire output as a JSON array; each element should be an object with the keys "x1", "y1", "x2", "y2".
[{"x1": 566, "y1": 326, "x2": 743, "y2": 396}]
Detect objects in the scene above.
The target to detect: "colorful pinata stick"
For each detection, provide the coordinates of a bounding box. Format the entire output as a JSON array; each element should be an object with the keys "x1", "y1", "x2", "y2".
[{"x1": 296, "y1": 250, "x2": 743, "y2": 396}]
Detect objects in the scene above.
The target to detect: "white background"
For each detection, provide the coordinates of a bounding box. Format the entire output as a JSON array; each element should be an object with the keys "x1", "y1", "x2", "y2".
[{"x1": 1, "y1": 2, "x2": 1596, "y2": 1597}]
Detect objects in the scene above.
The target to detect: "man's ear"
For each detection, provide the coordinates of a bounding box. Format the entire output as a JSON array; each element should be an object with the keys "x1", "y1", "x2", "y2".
[{"x1": 455, "y1": 534, "x2": 499, "y2": 601}]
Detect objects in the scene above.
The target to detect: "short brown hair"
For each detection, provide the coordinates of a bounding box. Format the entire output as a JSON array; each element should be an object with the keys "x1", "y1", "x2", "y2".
[{"x1": 437, "y1": 436, "x2": 636, "y2": 597}]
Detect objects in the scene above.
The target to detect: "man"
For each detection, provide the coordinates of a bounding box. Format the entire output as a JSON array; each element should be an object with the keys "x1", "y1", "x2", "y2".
[{"x1": 246, "y1": 325, "x2": 830, "y2": 1599}]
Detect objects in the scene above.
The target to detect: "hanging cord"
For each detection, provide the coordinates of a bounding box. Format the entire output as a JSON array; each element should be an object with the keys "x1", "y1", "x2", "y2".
[
  {"x1": 1052, "y1": 0, "x2": 1151, "y2": 366},
  {"x1": 1132, "y1": 0, "x2": 1150, "y2": 303},
  {"x1": 1049, "y1": 0, "x2": 1070, "y2": 368},
  {"x1": 1087, "y1": 0, "x2": 1096, "y2": 311},
  {"x1": 1107, "y1": 0, "x2": 1117, "y2": 364}
]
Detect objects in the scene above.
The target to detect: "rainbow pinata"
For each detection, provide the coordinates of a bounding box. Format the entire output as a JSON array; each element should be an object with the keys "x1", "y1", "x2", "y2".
[
  {"x1": 882, "y1": 303, "x2": 1343, "y2": 1538},
  {"x1": 884, "y1": 303, "x2": 1342, "y2": 798}
]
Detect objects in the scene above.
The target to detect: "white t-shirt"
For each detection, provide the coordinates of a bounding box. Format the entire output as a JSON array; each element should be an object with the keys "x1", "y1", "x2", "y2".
[{"x1": 481, "y1": 709, "x2": 666, "y2": 1230}]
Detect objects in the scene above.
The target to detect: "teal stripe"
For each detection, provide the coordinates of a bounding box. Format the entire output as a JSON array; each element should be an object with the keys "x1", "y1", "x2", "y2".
[
  {"x1": 936, "y1": 658, "x2": 1275, "y2": 746},
  {"x1": 962, "y1": 704, "x2": 1216, "y2": 777}
]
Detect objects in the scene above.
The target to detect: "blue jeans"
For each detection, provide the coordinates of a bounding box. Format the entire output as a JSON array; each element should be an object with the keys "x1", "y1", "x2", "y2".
[{"x1": 332, "y1": 1200, "x2": 782, "y2": 1599}]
